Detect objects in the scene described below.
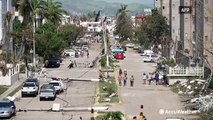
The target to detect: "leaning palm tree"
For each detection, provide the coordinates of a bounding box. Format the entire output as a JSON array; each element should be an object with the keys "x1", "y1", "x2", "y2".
[
  {"x1": 116, "y1": 4, "x2": 130, "y2": 16},
  {"x1": 96, "y1": 111, "x2": 124, "y2": 120},
  {"x1": 43, "y1": 0, "x2": 66, "y2": 25}
]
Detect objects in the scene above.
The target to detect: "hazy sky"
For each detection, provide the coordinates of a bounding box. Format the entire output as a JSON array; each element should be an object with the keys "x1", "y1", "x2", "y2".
[{"x1": 94, "y1": 0, "x2": 154, "y2": 6}]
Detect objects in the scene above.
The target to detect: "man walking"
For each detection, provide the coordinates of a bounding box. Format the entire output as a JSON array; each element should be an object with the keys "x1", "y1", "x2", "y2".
[
  {"x1": 130, "y1": 75, "x2": 134, "y2": 87},
  {"x1": 123, "y1": 75, "x2": 127, "y2": 86},
  {"x1": 155, "y1": 72, "x2": 160, "y2": 85}
]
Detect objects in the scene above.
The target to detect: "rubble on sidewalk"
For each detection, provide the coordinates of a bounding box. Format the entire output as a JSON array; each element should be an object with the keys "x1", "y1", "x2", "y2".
[{"x1": 171, "y1": 79, "x2": 213, "y2": 112}]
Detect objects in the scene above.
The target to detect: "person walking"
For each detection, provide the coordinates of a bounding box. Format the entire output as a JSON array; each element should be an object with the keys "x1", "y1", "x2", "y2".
[
  {"x1": 123, "y1": 75, "x2": 127, "y2": 86},
  {"x1": 86, "y1": 50, "x2": 89, "y2": 58},
  {"x1": 148, "y1": 73, "x2": 152, "y2": 85},
  {"x1": 130, "y1": 75, "x2": 134, "y2": 87},
  {"x1": 118, "y1": 75, "x2": 122, "y2": 86},
  {"x1": 155, "y1": 72, "x2": 160, "y2": 85},
  {"x1": 118, "y1": 68, "x2": 122, "y2": 76},
  {"x1": 142, "y1": 73, "x2": 147, "y2": 84},
  {"x1": 124, "y1": 69, "x2": 127, "y2": 76}
]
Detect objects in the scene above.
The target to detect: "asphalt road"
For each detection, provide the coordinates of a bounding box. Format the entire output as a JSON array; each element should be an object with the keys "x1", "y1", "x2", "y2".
[
  {"x1": 110, "y1": 48, "x2": 190, "y2": 120},
  {"x1": 12, "y1": 43, "x2": 101, "y2": 120}
]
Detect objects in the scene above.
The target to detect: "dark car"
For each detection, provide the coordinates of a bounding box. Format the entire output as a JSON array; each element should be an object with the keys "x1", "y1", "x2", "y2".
[
  {"x1": 0, "y1": 99, "x2": 16, "y2": 118},
  {"x1": 121, "y1": 45, "x2": 127, "y2": 51},
  {"x1": 45, "y1": 57, "x2": 60, "y2": 68},
  {"x1": 25, "y1": 78, "x2": 39, "y2": 87}
]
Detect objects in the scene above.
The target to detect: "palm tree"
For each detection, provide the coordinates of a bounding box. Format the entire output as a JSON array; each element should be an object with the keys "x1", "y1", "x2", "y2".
[
  {"x1": 96, "y1": 111, "x2": 124, "y2": 120},
  {"x1": 43, "y1": 0, "x2": 66, "y2": 25},
  {"x1": 116, "y1": 4, "x2": 130, "y2": 16}
]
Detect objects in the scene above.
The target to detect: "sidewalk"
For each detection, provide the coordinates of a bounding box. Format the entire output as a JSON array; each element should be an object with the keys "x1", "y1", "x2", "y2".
[{"x1": 0, "y1": 74, "x2": 25, "y2": 100}]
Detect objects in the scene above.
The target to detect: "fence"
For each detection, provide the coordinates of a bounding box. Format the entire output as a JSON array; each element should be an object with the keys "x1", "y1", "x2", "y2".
[
  {"x1": 0, "y1": 64, "x2": 20, "y2": 86},
  {"x1": 166, "y1": 65, "x2": 204, "y2": 78}
]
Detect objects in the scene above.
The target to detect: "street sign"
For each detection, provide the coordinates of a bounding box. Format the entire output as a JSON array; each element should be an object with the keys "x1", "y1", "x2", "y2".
[{"x1": 179, "y1": 6, "x2": 191, "y2": 14}]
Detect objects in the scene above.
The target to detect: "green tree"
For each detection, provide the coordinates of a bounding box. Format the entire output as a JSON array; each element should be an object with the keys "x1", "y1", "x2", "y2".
[
  {"x1": 43, "y1": 0, "x2": 66, "y2": 25},
  {"x1": 35, "y1": 21, "x2": 64, "y2": 60},
  {"x1": 115, "y1": 4, "x2": 133, "y2": 41},
  {"x1": 58, "y1": 24, "x2": 82, "y2": 47},
  {"x1": 135, "y1": 9, "x2": 170, "y2": 48}
]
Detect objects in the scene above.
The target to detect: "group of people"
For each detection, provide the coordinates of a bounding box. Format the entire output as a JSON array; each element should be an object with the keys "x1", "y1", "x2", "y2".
[
  {"x1": 117, "y1": 68, "x2": 169, "y2": 87},
  {"x1": 117, "y1": 68, "x2": 134, "y2": 87},
  {"x1": 142, "y1": 72, "x2": 160, "y2": 85}
]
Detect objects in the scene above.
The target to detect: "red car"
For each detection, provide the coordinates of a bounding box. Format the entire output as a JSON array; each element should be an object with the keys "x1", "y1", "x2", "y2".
[{"x1": 115, "y1": 53, "x2": 125, "y2": 59}]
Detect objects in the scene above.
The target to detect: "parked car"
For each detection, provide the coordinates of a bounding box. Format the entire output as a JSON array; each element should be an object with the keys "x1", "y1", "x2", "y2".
[
  {"x1": 143, "y1": 55, "x2": 153, "y2": 62},
  {"x1": 121, "y1": 45, "x2": 127, "y2": 51},
  {"x1": 64, "y1": 49, "x2": 75, "y2": 57},
  {"x1": 125, "y1": 43, "x2": 135, "y2": 48},
  {"x1": 21, "y1": 82, "x2": 39, "y2": 97},
  {"x1": 49, "y1": 80, "x2": 64, "y2": 94},
  {"x1": 0, "y1": 99, "x2": 16, "y2": 118},
  {"x1": 141, "y1": 50, "x2": 153, "y2": 56},
  {"x1": 25, "y1": 78, "x2": 39, "y2": 87},
  {"x1": 115, "y1": 52, "x2": 125, "y2": 59},
  {"x1": 82, "y1": 45, "x2": 88, "y2": 51},
  {"x1": 44, "y1": 57, "x2": 60, "y2": 68},
  {"x1": 39, "y1": 84, "x2": 56, "y2": 101}
]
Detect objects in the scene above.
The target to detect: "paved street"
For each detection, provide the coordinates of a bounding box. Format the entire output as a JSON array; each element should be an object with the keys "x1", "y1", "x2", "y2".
[
  {"x1": 109, "y1": 48, "x2": 187, "y2": 120},
  {"x1": 12, "y1": 42, "x2": 101, "y2": 120}
]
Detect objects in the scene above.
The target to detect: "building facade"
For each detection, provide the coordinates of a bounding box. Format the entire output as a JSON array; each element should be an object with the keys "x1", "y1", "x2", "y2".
[{"x1": 154, "y1": 0, "x2": 213, "y2": 67}]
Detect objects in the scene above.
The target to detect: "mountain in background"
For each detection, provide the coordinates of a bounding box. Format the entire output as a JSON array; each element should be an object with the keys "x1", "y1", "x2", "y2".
[{"x1": 55, "y1": 0, "x2": 153, "y2": 16}]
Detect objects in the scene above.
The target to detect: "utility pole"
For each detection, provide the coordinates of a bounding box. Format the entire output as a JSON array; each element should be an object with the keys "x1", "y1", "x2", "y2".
[{"x1": 102, "y1": 16, "x2": 109, "y2": 67}]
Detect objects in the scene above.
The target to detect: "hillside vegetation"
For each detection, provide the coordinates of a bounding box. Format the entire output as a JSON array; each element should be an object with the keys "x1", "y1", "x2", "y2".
[{"x1": 55, "y1": 0, "x2": 151, "y2": 15}]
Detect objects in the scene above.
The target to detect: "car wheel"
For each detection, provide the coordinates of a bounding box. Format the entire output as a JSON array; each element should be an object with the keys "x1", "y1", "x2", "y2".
[{"x1": 40, "y1": 97, "x2": 43, "y2": 101}]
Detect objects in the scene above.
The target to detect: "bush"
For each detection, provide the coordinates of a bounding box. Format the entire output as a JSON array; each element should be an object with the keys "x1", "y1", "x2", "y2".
[{"x1": 162, "y1": 58, "x2": 176, "y2": 67}]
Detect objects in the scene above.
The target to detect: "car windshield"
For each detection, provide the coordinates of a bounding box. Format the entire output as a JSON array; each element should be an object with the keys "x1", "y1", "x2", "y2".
[
  {"x1": 23, "y1": 83, "x2": 35, "y2": 87},
  {"x1": 26, "y1": 79, "x2": 37, "y2": 83},
  {"x1": 0, "y1": 102, "x2": 11, "y2": 108},
  {"x1": 49, "y1": 82, "x2": 60, "y2": 86}
]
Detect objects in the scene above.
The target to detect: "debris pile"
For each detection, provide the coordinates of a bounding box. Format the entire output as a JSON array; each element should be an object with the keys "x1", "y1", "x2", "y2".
[{"x1": 171, "y1": 79, "x2": 213, "y2": 111}]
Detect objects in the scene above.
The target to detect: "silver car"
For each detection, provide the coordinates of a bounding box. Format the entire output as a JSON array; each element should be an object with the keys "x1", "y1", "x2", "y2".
[
  {"x1": 0, "y1": 99, "x2": 16, "y2": 118},
  {"x1": 39, "y1": 84, "x2": 56, "y2": 101}
]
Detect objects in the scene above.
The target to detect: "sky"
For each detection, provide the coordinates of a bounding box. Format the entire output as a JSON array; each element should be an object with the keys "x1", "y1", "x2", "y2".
[{"x1": 94, "y1": 0, "x2": 154, "y2": 6}]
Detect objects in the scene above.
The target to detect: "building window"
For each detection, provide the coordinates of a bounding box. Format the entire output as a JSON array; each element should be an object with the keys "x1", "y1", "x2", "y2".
[
  {"x1": 163, "y1": 6, "x2": 165, "y2": 9},
  {"x1": 205, "y1": 35, "x2": 209, "y2": 41},
  {"x1": 172, "y1": 17, "x2": 175, "y2": 21},
  {"x1": 185, "y1": 17, "x2": 188, "y2": 22},
  {"x1": 172, "y1": 4, "x2": 175, "y2": 8},
  {"x1": 205, "y1": 17, "x2": 209, "y2": 22}
]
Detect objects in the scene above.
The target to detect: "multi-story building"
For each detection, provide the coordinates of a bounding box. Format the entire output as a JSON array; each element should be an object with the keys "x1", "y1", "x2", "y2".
[
  {"x1": 0, "y1": 0, "x2": 13, "y2": 44},
  {"x1": 154, "y1": 0, "x2": 213, "y2": 67}
]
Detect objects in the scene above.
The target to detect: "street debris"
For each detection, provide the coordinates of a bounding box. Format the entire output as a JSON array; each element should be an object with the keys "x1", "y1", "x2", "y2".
[{"x1": 171, "y1": 79, "x2": 213, "y2": 112}]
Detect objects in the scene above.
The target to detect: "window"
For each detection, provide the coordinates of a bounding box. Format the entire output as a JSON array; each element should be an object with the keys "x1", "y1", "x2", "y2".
[
  {"x1": 172, "y1": 17, "x2": 175, "y2": 21},
  {"x1": 205, "y1": 35, "x2": 209, "y2": 41},
  {"x1": 205, "y1": 17, "x2": 209, "y2": 22},
  {"x1": 185, "y1": 17, "x2": 188, "y2": 22},
  {"x1": 172, "y1": 4, "x2": 175, "y2": 8},
  {"x1": 163, "y1": 6, "x2": 165, "y2": 9}
]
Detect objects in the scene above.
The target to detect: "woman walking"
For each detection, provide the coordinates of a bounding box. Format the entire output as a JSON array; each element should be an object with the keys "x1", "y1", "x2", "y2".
[
  {"x1": 130, "y1": 75, "x2": 134, "y2": 87},
  {"x1": 119, "y1": 68, "x2": 122, "y2": 76},
  {"x1": 142, "y1": 73, "x2": 147, "y2": 84}
]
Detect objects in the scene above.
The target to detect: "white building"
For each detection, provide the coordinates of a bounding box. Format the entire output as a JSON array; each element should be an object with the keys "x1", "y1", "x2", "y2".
[
  {"x1": 80, "y1": 21, "x2": 102, "y2": 32},
  {"x1": 0, "y1": 0, "x2": 12, "y2": 44}
]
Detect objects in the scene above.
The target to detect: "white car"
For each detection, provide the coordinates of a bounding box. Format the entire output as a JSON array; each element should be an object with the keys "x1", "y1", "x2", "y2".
[
  {"x1": 143, "y1": 55, "x2": 153, "y2": 62},
  {"x1": 49, "y1": 80, "x2": 64, "y2": 94},
  {"x1": 141, "y1": 50, "x2": 153, "y2": 56},
  {"x1": 21, "y1": 82, "x2": 39, "y2": 97},
  {"x1": 125, "y1": 43, "x2": 135, "y2": 48},
  {"x1": 64, "y1": 49, "x2": 75, "y2": 57},
  {"x1": 82, "y1": 45, "x2": 88, "y2": 51}
]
